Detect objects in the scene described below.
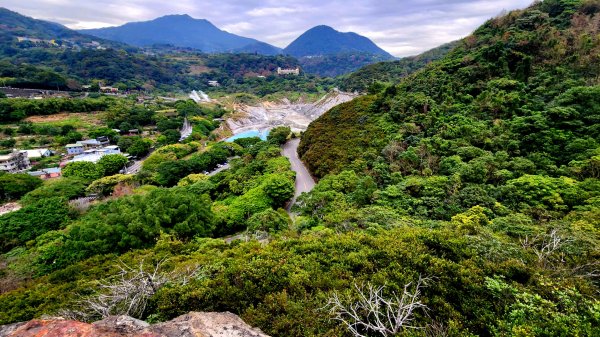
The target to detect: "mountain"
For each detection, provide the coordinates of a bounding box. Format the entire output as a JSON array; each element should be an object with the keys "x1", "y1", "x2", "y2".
[
  {"x1": 0, "y1": 7, "x2": 123, "y2": 48},
  {"x1": 283, "y1": 25, "x2": 393, "y2": 58},
  {"x1": 80, "y1": 15, "x2": 282, "y2": 55},
  {"x1": 282, "y1": 25, "x2": 394, "y2": 76}
]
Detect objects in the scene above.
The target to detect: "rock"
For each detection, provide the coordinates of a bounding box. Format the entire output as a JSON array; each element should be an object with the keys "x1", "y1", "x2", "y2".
[
  {"x1": 0, "y1": 322, "x2": 26, "y2": 337},
  {"x1": 93, "y1": 315, "x2": 150, "y2": 334},
  {"x1": 0, "y1": 312, "x2": 269, "y2": 337},
  {"x1": 144, "y1": 312, "x2": 269, "y2": 337}
]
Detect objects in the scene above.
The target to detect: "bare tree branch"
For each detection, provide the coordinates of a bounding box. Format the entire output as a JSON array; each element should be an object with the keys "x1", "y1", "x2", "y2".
[
  {"x1": 324, "y1": 276, "x2": 429, "y2": 337},
  {"x1": 60, "y1": 258, "x2": 204, "y2": 321}
]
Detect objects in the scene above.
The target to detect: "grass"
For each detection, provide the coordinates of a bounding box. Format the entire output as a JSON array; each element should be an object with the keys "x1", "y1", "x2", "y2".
[{"x1": 24, "y1": 113, "x2": 104, "y2": 130}]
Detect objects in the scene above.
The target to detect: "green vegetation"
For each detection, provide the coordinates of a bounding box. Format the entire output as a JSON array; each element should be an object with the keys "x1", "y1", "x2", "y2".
[
  {"x1": 0, "y1": 1, "x2": 599, "y2": 336},
  {"x1": 338, "y1": 41, "x2": 459, "y2": 92},
  {"x1": 0, "y1": 96, "x2": 111, "y2": 122},
  {"x1": 299, "y1": 52, "x2": 393, "y2": 77},
  {"x1": 0, "y1": 173, "x2": 43, "y2": 201}
]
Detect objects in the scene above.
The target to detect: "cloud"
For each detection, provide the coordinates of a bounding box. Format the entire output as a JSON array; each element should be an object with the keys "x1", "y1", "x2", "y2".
[
  {"x1": 247, "y1": 7, "x2": 301, "y2": 17},
  {"x1": 2, "y1": 0, "x2": 534, "y2": 57}
]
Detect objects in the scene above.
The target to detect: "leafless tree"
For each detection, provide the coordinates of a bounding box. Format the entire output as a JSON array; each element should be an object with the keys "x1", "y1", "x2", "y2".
[
  {"x1": 324, "y1": 276, "x2": 429, "y2": 337},
  {"x1": 60, "y1": 259, "x2": 203, "y2": 321},
  {"x1": 520, "y1": 229, "x2": 571, "y2": 269}
]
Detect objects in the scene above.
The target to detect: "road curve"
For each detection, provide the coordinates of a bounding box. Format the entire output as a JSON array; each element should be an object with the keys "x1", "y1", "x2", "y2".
[{"x1": 281, "y1": 138, "x2": 316, "y2": 211}]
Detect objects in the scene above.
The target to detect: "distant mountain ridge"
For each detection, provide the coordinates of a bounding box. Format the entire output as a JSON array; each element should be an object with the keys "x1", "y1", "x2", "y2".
[
  {"x1": 1, "y1": 7, "x2": 399, "y2": 77},
  {"x1": 0, "y1": 7, "x2": 125, "y2": 48},
  {"x1": 79, "y1": 14, "x2": 282, "y2": 55},
  {"x1": 283, "y1": 25, "x2": 393, "y2": 58}
]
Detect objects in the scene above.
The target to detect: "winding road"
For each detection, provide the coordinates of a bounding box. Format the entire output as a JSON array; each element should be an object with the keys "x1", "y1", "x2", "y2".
[{"x1": 281, "y1": 138, "x2": 316, "y2": 211}]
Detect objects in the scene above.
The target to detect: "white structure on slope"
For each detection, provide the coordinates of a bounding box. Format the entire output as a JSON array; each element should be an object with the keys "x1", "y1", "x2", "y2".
[{"x1": 189, "y1": 90, "x2": 211, "y2": 103}]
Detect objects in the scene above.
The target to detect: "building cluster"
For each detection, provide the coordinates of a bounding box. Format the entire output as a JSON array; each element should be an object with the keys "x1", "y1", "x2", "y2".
[
  {"x1": 69, "y1": 146, "x2": 121, "y2": 164},
  {"x1": 65, "y1": 137, "x2": 121, "y2": 164},
  {"x1": 277, "y1": 67, "x2": 300, "y2": 76},
  {"x1": 0, "y1": 136, "x2": 126, "y2": 179},
  {"x1": 0, "y1": 148, "x2": 62, "y2": 179},
  {"x1": 16, "y1": 36, "x2": 106, "y2": 51}
]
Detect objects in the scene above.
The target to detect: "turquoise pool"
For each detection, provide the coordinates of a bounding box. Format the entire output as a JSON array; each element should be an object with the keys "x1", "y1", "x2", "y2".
[{"x1": 226, "y1": 129, "x2": 269, "y2": 142}]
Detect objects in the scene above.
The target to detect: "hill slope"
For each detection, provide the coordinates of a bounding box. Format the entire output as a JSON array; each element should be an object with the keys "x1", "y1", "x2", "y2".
[
  {"x1": 339, "y1": 41, "x2": 460, "y2": 92},
  {"x1": 0, "y1": 7, "x2": 124, "y2": 48},
  {"x1": 80, "y1": 15, "x2": 281, "y2": 55},
  {"x1": 300, "y1": 0, "x2": 600, "y2": 179}
]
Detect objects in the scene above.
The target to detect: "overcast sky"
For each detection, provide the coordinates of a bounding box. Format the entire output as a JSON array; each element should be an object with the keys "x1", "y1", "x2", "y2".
[{"x1": 1, "y1": 0, "x2": 534, "y2": 57}]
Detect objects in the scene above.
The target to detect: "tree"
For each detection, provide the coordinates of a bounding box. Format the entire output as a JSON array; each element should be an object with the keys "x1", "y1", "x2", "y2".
[
  {"x1": 0, "y1": 173, "x2": 43, "y2": 202},
  {"x1": 97, "y1": 154, "x2": 129, "y2": 176},
  {"x1": 155, "y1": 161, "x2": 190, "y2": 186},
  {"x1": 247, "y1": 209, "x2": 290, "y2": 233},
  {"x1": 0, "y1": 197, "x2": 70, "y2": 253},
  {"x1": 325, "y1": 277, "x2": 429, "y2": 337},
  {"x1": 62, "y1": 259, "x2": 201, "y2": 320},
  {"x1": 127, "y1": 138, "x2": 152, "y2": 158},
  {"x1": 0, "y1": 138, "x2": 16, "y2": 148},
  {"x1": 263, "y1": 174, "x2": 295, "y2": 207},
  {"x1": 62, "y1": 161, "x2": 103, "y2": 181},
  {"x1": 267, "y1": 126, "x2": 291, "y2": 145},
  {"x1": 158, "y1": 129, "x2": 180, "y2": 146},
  {"x1": 87, "y1": 174, "x2": 134, "y2": 196},
  {"x1": 21, "y1": 177, "x2": 86, "y2": 205},
  {"x1": 89, "y1": 127, "x2": 119, "y2": 142}
]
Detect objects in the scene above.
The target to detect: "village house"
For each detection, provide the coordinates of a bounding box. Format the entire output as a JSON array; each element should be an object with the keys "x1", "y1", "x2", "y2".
[
  {"x1": 100, "y1": 86, "x2": 119, "y2": 94},
  {"x1": 24, "y1": 148, "x2": 52, "y2": 160},
  {"x1": 69, "y1": 146, "x2": 122, "y2": 164},
  {"x1": 28, "y1": 167, "x2": 62, "y2": 180},
  {"x1": 0, "y1": 150, "x2": 31, "y2": 173},
  {"x1": 65, "y1": 143, "x2": 85, "y2": 155}
]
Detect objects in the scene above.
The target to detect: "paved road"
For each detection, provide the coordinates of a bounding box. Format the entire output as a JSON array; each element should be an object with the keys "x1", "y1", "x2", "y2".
[
  {"x1": 125, "y1": 159, "x2": 143, "y2": 174},
  {"x1": 208, "y1": 163, "x2": 230, "y2": 176},
  {"x1": 281, "y1": 138, "x2": 316, "y2": 211}
]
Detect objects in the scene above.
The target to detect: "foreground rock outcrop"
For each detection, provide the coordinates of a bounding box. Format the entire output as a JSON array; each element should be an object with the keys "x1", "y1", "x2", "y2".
[{"x1": 0, "y1": 312, "x2": 269, "y2": 337}]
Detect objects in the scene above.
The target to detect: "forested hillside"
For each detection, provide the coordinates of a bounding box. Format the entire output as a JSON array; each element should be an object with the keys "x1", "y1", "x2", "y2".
[
  {"x1": 295, "y1": 0, "x2": 600, "y2": 333},
  {"x1": 338, "y1": 41, "x2": 460, "y2": 92}
]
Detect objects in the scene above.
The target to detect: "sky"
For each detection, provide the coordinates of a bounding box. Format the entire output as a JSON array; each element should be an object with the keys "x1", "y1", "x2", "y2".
[{"x1": 0, "y1": 0, "x2": 535, "y2": 57}]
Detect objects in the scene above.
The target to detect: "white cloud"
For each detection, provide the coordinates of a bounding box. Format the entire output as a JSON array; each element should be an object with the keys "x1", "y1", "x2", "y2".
[{"x1": 247, "y1": 7, "x2": 300, "y2": 17}]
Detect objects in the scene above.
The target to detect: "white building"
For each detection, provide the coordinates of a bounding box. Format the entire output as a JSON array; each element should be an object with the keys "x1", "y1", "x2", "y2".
[
  {"x1": 66, "y1": 143, "x2": 85, "y2": 155},
  {"x1": 0, "y1": 150, "x2": 31, "y2": 173},
  {"x1": 66, "y1": 139, "x2": 105, "y2": 155},
  {"x1": 69, "y1": 146, "x2": 122, "y2": 164},
  {"x1": 24, "y1": 148, "x2": 52, "y2": 160},
  {"x1": 277, "y1": 67, "x2": 300, "y2": 75}
]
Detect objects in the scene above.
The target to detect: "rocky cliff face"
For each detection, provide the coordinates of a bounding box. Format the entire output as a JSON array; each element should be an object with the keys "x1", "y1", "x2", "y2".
[
  {"x1": 0, "y1": 312, "x2": 269, "y2": 337},
  {"x1": 227, "y1": 89, "x2": 360, "y2": 134}
]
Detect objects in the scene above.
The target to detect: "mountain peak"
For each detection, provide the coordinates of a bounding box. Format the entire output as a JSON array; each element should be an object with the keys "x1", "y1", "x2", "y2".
[
  {"x1": 284, "y1": 25, "x2": 393, "y2": 58},
  {"x1": 309, "y1": 25, "x2": 336, "y2": 31},
  {"x1": 79, "y1": 15, "x2": 281, "y2": 54}
]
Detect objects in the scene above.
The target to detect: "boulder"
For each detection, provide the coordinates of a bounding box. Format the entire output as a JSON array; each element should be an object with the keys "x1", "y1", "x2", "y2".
[{"x1": 0, "y1": 312, "x2": 269, "y2": 337}]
